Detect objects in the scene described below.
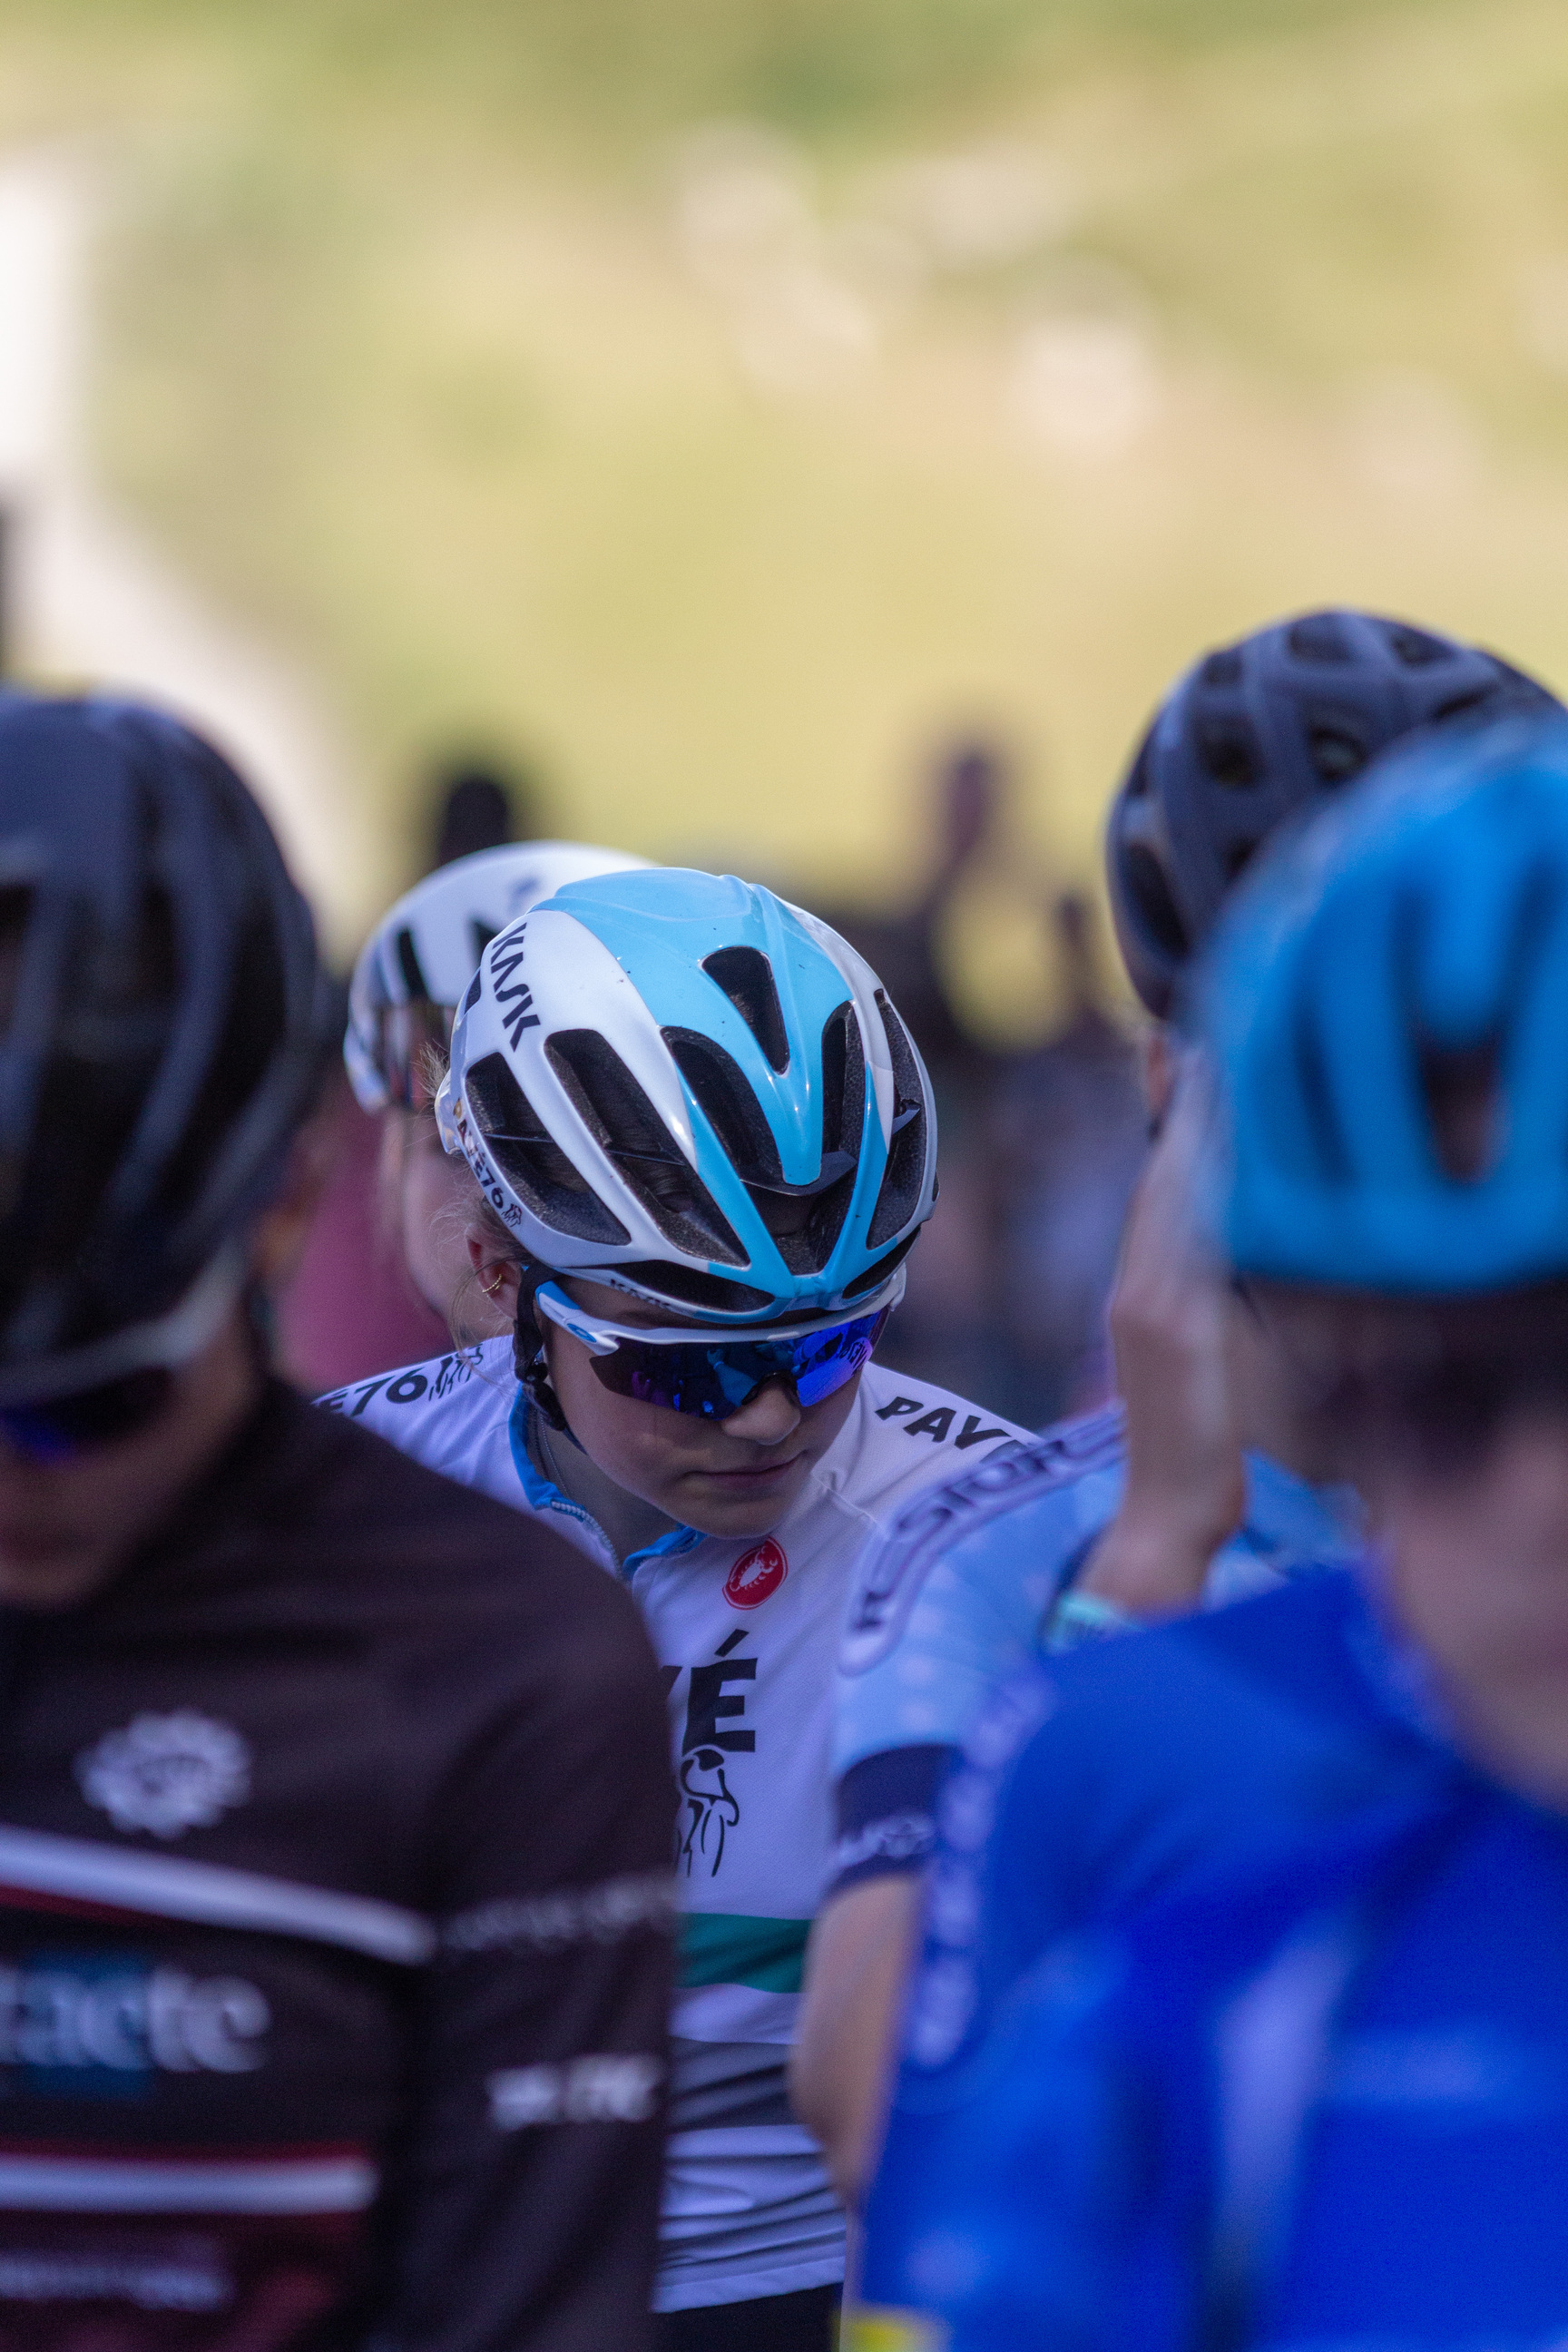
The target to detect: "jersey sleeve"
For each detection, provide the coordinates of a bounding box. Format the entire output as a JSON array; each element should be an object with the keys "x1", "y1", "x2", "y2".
[
  {"x1": 828, "y1": 1422, "x2": 1125, "y2": 1898},
  {"x1": 857, "y1": 1654, "x2": 1129, "y2": 2318},
  {"x1": 377, "y1": 1594, "x2": 677, "y2": 2352}
]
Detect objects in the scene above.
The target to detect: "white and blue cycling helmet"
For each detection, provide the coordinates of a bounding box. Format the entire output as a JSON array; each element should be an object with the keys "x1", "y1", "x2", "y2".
[
  {"x1": 346, "y1": 839, "x2": 652, "y2": 1112},
  {"x1": 1202, "y1": 710, "x2": 1568, "y2": 1294},
  {"x1": 436, "y1": 867, "x2": 937, "y2": 1323}
]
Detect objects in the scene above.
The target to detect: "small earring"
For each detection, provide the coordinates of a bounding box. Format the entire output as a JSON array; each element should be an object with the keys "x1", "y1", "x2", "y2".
[{"x1": 480, "y1": 1274, "x2": 504, "y2": 1298}]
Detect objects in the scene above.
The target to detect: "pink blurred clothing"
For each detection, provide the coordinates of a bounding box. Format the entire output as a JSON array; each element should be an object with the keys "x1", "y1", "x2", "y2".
[{"x1": 278, "y1": 1088, "x2": 451, "y2": 1394}]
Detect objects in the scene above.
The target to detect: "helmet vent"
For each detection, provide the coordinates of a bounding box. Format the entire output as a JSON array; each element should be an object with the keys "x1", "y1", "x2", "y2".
[
  {"x1": 1386, "y1": 624, "x2": 1449, "y2": 668},
  {"x1": 546, "y1": 1028, "x2": 748, "y2": 1265},
  {"x1": 0, "y1": 885, "x2": 33, "y2": 1034},
  {"x1": 1419, "y1": 1039, "x2": 1501, "y2": 1185},
  {"x1": 867, "y1": 991, "x2": 928, "y2": 1249},
  {"x1": 466, "y1": 1050, "x2": 628, "y2": 1245},
  {"x1": 1222, "y1": 840, "x2": 1258, "y2": 887},
  {"x1": 1200, "y1": 649, "x2": 1244, "y2": 689},
  {"x1": 152, "y1": 885, "x2": 283, "y2": 1231},
  {"x1": 701, "y1": 946, "x2": 789, "y2": 1073},
  {"x1": 1431, "y1": 690, "x2": 1488, "y2": 726},
  {"x1": 665, "y1": 1008, "x2": 863, "y2": 1277},
  {"x1": 1195, "y1": 715, "x2": 1262, "y2": 789},
  {"x1": 614, "y1": 1261, "x2": 775, "y2": 1315},
  {"x1": 1305, "y1": 715, "x2": 1370, "y2": 787},
  {"x1": 394, "y1": 926, "x2": 430, "y2": 1000},
  {"x1": 1121, "y1": 844, "x2": 1191, "y2": 962},
  {"x1": 662, "y1": 1030, "x2": 785, "y2": 1187},
  {"x1": 469, "y1": 916, "x2": 498, "y2": 969},
  {"x1": 845, "y1": 1228, "x2": 918, "y2": 1300},
  {"x1": 1287, "y1": 614, "x2": 1353, "y2": 664}
]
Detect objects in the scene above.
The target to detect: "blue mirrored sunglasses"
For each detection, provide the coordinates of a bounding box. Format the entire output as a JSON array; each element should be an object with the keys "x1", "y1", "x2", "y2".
[{"x1": 533, "y1": 1283, "x2": 893, "y2": 1421}]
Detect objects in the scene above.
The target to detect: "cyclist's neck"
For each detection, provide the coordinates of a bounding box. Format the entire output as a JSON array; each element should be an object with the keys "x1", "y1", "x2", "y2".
[{"x1": 530, "y1": 1407, "x2": 680, "y2": 1567}]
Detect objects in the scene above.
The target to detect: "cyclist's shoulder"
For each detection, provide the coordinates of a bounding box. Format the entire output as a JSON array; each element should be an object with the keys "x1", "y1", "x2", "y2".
[
  {"x1": 978, "y1": 1570, "x2": 1385, "y2": 1816},
  {"x1": 840, "y1": 1402, "x2": 1127, "y2": 1680},
  {"x1": 317, "y1": 1338, "x2": 515, "y2": 1461},
  {"x1": 819, "y1": 1364, "x2": 1032, "y2": 1529}
]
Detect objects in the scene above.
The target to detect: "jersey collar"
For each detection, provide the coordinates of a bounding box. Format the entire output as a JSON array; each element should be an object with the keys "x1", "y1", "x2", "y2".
[{"x1": 505, "y1": 1388, "x2": 701, "y2": 1581}]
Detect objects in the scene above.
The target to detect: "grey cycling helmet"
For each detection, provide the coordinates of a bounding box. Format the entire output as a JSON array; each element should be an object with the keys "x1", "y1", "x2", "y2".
[
  {"x1": 0, "y1": 692, "x2": 334, "y2": 1405},
  {"x1": 1107, "y1": 609, "x2": 1561, "y2": 1017}
]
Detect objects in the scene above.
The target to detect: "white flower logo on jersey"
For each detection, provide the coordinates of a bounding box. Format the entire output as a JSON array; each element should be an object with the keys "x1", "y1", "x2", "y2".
[{"x1": 76, "y1": 1712, "x2": 252, "y2": 1840}]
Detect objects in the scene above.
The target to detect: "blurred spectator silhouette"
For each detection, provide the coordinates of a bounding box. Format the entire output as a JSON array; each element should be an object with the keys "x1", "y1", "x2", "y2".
[
  {"x1": 813, "y1": 739, "x2": 1009, "y2": 1408},
  {"x1": 985, "y1": 892, "x2": 1145, "y2": 1425},
  {"x1": 814, "y1": 738, "x2": 1144, "y2": 1426},
  {"x1": 277, "y1": 750, "x2": 536, "y2": 1392},
  {"x1": 429, "y1": 755, "x2": 535, "y2": 866}
]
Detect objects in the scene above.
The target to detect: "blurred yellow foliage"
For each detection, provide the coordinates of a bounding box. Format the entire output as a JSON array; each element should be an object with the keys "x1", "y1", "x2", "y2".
[{"x1": 2, "y1": 0, "x2": 1567, "y2": 1027}]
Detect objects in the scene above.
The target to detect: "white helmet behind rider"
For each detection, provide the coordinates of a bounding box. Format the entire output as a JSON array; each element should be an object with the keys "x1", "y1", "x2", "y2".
[{"x1": 346, "y1": 841, "x2": 653, "y2": 1112}]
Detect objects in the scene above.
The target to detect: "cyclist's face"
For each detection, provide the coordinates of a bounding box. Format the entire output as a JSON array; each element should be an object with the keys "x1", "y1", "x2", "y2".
[
  {"x1": 384, "y1": 1112, "x2": 508, "y2": 1332},
  {"x1": 0, "y1": 1313, "x2": 260, "y2": 1609},
  {"x1": 1377, "y1": 1408, "x2": 1568, "y2": 1808},
  {"x1": 542, "y1": 1278, "x2": 864, "y2": 1540}
]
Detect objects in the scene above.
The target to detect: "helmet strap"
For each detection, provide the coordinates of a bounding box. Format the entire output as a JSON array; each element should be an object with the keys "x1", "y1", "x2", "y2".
[{"x1": 512, "y1": 1262, "x2": 571, "y2": 1432}]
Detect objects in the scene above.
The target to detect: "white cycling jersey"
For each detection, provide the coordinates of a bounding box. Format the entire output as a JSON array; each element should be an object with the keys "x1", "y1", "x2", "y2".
[{"x1": 321, "y1": 1340, "x2": 1027, "y2": 2313}]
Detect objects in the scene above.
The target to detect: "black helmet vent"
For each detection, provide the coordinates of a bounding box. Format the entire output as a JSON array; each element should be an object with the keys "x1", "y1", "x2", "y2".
[
  {"x1": 819, "y1": 1002, "x2": 865, "y2": 1167},
  {"x1": 395, "y1": 926, "x2": 429, "y2": 1000},
  {"x1": 1200, "y1": 649, "x2": 1243, "y2": 689},
  {"x1": 1304, "y1": 712, "x2": 1370, "y2": 787},
  {"x1": 1121, "y1": 843, "x2": 1191, "y2": 963},
  {"x1": 152, "y1": 883, "x2": 286, "y2": 1236},
  {"x1": 466, "y1": 1050, "x2": 628, "y2": 1245},
  {"x1": 663, "y1": 1030, "x2": 784, "y2": 1188},
  {"x1": 1195, "y1": 715, "x2": 1262, "y2": 789},
  {"x1": 613, "y1": 1260, "x2": 776, "y2": 1315},
  {"x1": 1287, "y1": 613, "x2": 1354, "y2": 664},
  {"x1": 666, "y1": 1004, "x2": 864, "y2": 1277},
  {"x1": 546, "y1": 1027, "x2": 747, "y2": 1265},
  {"x1": 844, "y1": 1228, "x2": 919, "y2": 1300},
  {"x1": 1386, "y1": 624, "x2": 1448, "y2": 668},
  {"x1": 1418, "y1": 1038, "x2": 1502, "y2": 1185},
  {"x1": 701, "y1": 946, "x2": 789, "y2": 1073},
  {"x1": 867, "y1": 991, "x2": 929, "y2": 1249},
  {"x1": 1431, "y1": 690, "x2": 1489, "y2": 727}
]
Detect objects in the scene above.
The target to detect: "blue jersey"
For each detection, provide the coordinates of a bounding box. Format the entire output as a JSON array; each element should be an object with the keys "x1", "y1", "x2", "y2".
[
  {"x1": 858, "y1": 1571, "x2": 1456, "y2": 2326},
  {"x1": 830, "y1": 1411, "x2": 1362, "y2": 1896},
  {"x1": 859, "y1": 1757, "x2": 1568, "y2": 2352}
]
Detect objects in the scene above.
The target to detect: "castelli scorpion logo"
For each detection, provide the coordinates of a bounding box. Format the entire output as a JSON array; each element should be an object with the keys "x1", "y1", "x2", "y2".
[{"x1": 722, "y1": 1539, "x2": 787, "y2": 1610}]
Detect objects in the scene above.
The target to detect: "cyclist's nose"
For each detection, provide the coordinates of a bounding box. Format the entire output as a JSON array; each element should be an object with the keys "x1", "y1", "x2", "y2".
[{"x1": 719, "y1": 1377, "x2": 802, "y2": 1445}]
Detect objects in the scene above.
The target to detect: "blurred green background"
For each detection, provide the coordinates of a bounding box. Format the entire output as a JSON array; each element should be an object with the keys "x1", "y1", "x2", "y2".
[{"x1": 5, "y1": 0, "x2": 1568, "y2": 1030}]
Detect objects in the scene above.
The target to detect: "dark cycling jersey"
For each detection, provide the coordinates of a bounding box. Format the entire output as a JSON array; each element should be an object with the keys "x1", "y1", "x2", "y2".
[{"x1": 0, "y1": 1380, "x2": 675, "y2": 2350}]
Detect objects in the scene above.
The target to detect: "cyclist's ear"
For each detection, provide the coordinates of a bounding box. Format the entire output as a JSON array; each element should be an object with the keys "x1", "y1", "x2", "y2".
[{"x1": 465, "y1": 1230, "x2": 524, "y2": 1323}]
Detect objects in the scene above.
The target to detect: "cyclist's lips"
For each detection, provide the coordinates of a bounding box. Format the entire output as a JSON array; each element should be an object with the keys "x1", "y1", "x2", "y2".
[{"x1": 688, "y1": 1452, "x2": 806, "y2": 1489}]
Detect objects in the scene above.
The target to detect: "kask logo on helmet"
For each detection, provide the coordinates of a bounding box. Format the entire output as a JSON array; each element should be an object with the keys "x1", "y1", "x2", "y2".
[{"x1": 723, "y1": 1540, "x2": 787, "y2": 1610}]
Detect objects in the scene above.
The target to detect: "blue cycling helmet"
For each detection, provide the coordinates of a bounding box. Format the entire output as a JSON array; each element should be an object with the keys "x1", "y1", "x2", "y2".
[
  {"x1": 436, "y1": 867, "x2": 937, "y2": 1322},
  {"x1": 1107, "y1": 608, "x2": 1560, "y2": 1017},
  {"x1": 1201, "y1": 710, "x2": 1568, "y2": 1293}
]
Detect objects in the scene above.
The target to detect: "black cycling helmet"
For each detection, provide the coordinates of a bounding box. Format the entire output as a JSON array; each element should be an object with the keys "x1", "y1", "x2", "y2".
[
  {"x1": 0, "y1": 692, "x2": 334, "y2": 1405},
  {"x1": 1106, "y1": 608, "x2": 1562, "y2": 1017}
]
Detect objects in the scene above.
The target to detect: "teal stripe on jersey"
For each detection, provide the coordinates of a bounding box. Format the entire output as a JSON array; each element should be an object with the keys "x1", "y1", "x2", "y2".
[{"x1": 679, "y1": 1912, "x2": 811, "y2": 1993}]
